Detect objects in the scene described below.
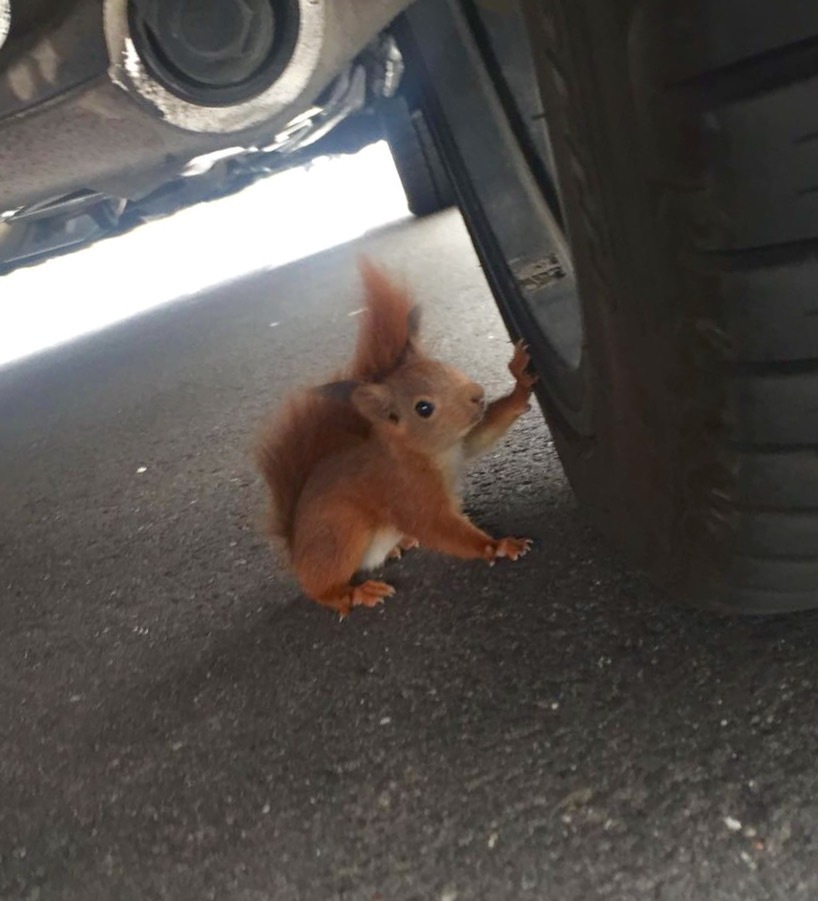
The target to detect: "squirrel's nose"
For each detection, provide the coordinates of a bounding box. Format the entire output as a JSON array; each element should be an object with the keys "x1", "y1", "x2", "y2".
[{"x1": 470, "y1": 385, "x2": 486, "y2": 408}]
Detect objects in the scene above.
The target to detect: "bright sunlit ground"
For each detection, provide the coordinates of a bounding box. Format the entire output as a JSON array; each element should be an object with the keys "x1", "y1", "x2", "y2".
[{"x1": 0, "y1": 141, "x2": 410, "y2": 368}]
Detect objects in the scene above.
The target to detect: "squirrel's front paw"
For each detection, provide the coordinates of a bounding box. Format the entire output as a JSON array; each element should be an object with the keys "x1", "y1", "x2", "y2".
[
  {"x1": 484, "y1": 536, "x2": 533, "y2": 565},
  {"x1": 508, "y1": 341, "x2": 538, "y2": 393},
  {"x1": 387, "y1": 535, "x2": 420, "y2": 560}
]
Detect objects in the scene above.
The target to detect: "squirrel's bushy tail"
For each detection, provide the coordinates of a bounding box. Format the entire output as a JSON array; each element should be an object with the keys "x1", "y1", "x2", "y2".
[
  {"x1": 257, "y1": 258, "x2": 419, "y2": 547},
  {"x1": 256, "y1": 391, "x2": 368, "y2": 544}
]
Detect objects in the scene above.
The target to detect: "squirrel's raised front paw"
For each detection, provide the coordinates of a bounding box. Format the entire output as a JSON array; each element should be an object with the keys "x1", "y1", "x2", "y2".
[
  {"x1": 484, "y1": 536, "x2": 533, "y2": 565},
  {"x1": 508, "y1": 340, "x2": 538, "y2": 393}
]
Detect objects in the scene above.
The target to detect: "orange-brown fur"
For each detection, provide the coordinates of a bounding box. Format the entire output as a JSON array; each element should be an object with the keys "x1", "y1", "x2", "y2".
[{"x1": 256, "y1": 259, "x2": 537, "y2": 617}]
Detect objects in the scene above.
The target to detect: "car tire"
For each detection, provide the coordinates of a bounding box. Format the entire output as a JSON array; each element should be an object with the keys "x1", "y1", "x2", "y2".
[
  {"x1": 402, "y1": 0, "x2": 818, "y2": 613},
  {"x1": 380, "y1": 96, "x2": 455, "y2": 217}
]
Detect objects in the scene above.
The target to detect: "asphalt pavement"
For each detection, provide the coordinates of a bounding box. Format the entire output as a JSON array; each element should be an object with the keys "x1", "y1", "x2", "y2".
[{"x1": 2, "y1": 210, "x2": 818, "y2": 901}]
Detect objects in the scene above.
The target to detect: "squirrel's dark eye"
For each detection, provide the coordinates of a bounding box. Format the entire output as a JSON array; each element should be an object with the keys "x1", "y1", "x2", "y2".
[{"x1": 414, "y1": 400, "x2": 435, "y2": 418}]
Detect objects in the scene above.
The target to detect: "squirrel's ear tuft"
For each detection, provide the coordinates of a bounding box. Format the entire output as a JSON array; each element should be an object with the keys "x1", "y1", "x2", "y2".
[
  {"x1": 351, "y1": 256, "x2": 420, "y2": 380},
  {"x1": 315, "y1": 380, "x2": 360, "y2": 403},
  {"x1": 350, "y1": 383, "x2": 399, "y2": 424}
]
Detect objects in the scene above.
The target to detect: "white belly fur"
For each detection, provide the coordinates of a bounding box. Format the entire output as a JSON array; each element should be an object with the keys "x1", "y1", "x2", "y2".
[
  {"x1": 358, "y1": 446, "x2": 466, "y2": 572},
  {"x1": 360, "y1": 527, "x2": 402, "y2": 571},
  {"x1": 440, "y1": 444, "x2": 466, "y2": 497}
]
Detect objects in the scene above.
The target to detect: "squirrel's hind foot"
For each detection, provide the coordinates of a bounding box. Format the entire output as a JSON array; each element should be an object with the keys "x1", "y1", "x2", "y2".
[
  {"x1": 352, "y1": 580, "x2": 396, "y2": 608},
  {"x1": 485, "y1": 536, "x2": 533, "y2": 565},
  {"x1": 317, "y1": 580, "x2": 396, "y2": 619}
]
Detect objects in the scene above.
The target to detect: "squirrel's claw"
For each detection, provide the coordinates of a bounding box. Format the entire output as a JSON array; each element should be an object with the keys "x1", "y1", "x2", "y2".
[
  {"x1": 508, "y1": 340, "x2": 538, "y2": 392},
  {"x1": 334, "y1": 601, "x2": 352, "y2": 621}
]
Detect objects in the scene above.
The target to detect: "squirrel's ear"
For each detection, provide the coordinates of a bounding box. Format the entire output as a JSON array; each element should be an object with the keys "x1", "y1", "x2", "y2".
[
  {"x1": 315, "y1": 380, "x2": 360, "y2": 402},
  {"x1": 351, "y1": 383, "x2": 399, "y2": 424}
]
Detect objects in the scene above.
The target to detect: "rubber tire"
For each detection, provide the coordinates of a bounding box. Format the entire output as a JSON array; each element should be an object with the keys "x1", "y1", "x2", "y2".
[
  {"x1": 508, "y1": 1, "x2": 818, "y2": 613},
  {"x1": 380, "y1": 96, "x2": 455, "y2": 217},
  {"x1": 406, "y1": 1, "x2": 818, "y2": 613}
]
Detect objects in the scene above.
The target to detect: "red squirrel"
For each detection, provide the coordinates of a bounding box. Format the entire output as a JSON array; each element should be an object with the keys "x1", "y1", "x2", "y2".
[{"x1": 256, "y1": 259, "x2": 537, "y2": 617}]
